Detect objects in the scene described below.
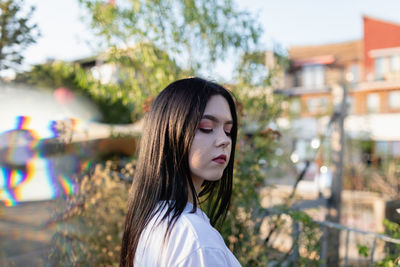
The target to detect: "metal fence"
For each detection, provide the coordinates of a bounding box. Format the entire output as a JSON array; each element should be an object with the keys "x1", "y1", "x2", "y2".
[
  {"x1": 289, "y1": 219, "x2": 400, "y2": 266},
  {"x1": 317, "y1": 220, "x2": 400, "y2": 267}
]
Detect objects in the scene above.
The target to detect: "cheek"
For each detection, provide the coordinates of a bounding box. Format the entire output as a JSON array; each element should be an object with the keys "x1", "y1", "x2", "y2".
[
  {"x1": 189, "y1": 137, "x2": 205, "y2": 170},
  {"x1": 189, "y1": 149, "x2": 202, "y2": 169}
]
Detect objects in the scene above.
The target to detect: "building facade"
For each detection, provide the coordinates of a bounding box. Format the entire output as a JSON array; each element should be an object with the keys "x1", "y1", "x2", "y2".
[{"x1": 277, "y1": 16, "x2": 400, "y2": 166}]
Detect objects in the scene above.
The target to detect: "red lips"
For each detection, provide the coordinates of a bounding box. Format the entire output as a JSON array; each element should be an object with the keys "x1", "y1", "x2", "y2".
[{"x1": 212, "y1": 154, "x2": 227, "y2": 164}]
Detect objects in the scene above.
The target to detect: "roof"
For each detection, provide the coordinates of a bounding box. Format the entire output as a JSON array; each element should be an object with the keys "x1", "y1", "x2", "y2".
[
  {"x1": 274, "y1": 86, "x2": 331, "y2": 96},
  {"x1": 363, "y1": 14, "x2": 400, "y2": 28},
  {"x1": 289, "y1": 40, "x2": 363, "y2": 66}
]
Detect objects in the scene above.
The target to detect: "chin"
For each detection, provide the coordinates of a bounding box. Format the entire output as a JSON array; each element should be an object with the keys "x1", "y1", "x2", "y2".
[
  {"x1": 192, "y1": 168, "x2": 226, "y2": 184},
  {"x1": 203, "y1": 172, "x2": 224, "y2": 182}
]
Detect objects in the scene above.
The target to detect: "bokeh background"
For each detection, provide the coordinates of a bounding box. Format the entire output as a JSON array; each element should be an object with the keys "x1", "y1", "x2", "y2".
[{"x1": 1, "y1": 0, "x2": 399, "y2": 266}]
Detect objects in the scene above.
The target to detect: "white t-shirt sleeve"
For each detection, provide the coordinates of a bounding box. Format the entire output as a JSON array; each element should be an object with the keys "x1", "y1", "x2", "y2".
[{"x1": 174, "y1": 247, "x2": 239, "y2": 267}]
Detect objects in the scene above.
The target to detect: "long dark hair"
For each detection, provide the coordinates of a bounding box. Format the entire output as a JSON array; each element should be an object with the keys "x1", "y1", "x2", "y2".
[{"x1": 120, "y1": 77, "x2": 238, "y2": 266}]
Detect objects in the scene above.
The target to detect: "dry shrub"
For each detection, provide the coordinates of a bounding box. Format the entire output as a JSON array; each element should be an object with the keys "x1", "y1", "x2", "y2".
[{"x1": 47, "y1": 160, "x2": 134, "y2": 266}]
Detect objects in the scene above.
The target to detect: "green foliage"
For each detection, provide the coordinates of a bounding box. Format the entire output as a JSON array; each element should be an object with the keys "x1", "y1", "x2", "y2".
[
  {"x1": 14, "y1": 60, "x2": 133, "y2": 123},
  {"x1": 45, "y1": 52, "x2": 287, "y2": 266},
  {"x1": 43, "y1": 1, "x2": 303, "y2": 266},
  {"x1": 94, "y1": 43, "x2": 184, "y2": 121},
  {"x1": 377, "y1": 219, "x2": 400, "y2": 266},
  {"x1": 78, "y1": 0, "x2": 261, "y2": 72},
  {"x1": 48, "y1": 161, "x2": 134, "y2": 266},
  {"x1": 384, "y1": 219, "x2": 400, "y2": 239},
  {"x1": 357, "y1": 243, "x2": 369, "y2": 257},
  {"x1": 289, "y1": 210, "x2": 321, "y2": 256},
  {"x1": 73, "y1": 0, "x2": 262, "y2": 121},
  {"x1": 15, "y1": 60, "x2": 85, "y2": 90},
  {"x1": 16, "y1": 0, "x2": 263, "y2": 123},
  {"x1": 0, "y1": 0, "x2": 40, "y2": 71},
  {"x1": 258, "y1": 205, "x2": 322, "y2": 265}
]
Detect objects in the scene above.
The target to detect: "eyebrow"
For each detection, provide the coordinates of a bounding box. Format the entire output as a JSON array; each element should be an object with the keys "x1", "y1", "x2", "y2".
[{"x1": 202, "y1": 114, "x2": 233, "y2": 125}]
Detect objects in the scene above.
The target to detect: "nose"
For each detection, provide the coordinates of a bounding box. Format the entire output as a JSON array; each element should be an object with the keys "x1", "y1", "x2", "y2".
[{"x1": 215, "y1": 128, "x2": 231, "y2": 148}]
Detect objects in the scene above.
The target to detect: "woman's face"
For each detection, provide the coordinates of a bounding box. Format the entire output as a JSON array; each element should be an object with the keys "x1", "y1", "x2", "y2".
[{"x1": 189, "y1": 95, "x2": 233, "y2": 192}]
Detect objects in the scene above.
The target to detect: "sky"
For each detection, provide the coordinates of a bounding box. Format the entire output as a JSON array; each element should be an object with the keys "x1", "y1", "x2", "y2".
[{"x1": 15, "y1": 0, "x2": 400, "y2": 79}]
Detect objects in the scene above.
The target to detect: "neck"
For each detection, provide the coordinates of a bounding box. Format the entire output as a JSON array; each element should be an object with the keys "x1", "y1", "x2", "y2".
[{"x1": 188, "y1": 177, "x2": 203, "y2": 204}]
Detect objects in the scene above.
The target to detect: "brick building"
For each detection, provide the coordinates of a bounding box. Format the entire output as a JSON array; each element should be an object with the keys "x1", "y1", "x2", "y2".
[{"x1": 276, "y1": 15, "x2": 400, "y2": 165}]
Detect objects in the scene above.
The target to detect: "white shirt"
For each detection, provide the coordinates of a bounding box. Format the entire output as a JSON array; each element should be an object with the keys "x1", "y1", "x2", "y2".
[{"x1": 134, "y1": 202, "x2": 241, "y2": 267}]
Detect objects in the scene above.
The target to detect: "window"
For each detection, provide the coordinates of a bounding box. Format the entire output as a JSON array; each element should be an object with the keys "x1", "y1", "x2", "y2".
[
  {"x1": 91, "y1": 64, "x2": 118, "y2": 84},
  {"x1": 294, "y1": 139, "x2": 314, "y2": 160},
  {"x1": 348, "y1": 64, "x2": 360, "y2": 83},
  {"x1": 366, "y1": 93, "x2": 380, "y2": 113},
  {"x1": 388, "y1": 91, "x2": 400, "y2": 109},
  {"x1": 290, "y1": 99, "x2": 301, "y2": 115},
  {"x1": 375, "y1": 141, "x2": 400, "y2": 157},
  {"x1": 375, "y1": 57, "x2": 385, "y2": 80},
  {"x1": 302, "y1": 65, "x2": 325, "y2": 88},
  {"x1": 375, "y1": 54, "x2": 400, "y2": 80},
  {"x1": 306, "y1": 97, "x2": 329, "y2": 114},
  {"x1": 393, "y1": 141, "x2": 400, "y2": 157},
  {"x1": 375, "y1": 141, "x2": 389, "y2": 156},
  {"x1": 390, "y1": 55, "x2": 400, "y2": 72},
  {"x1": 346, "y1": 96, "x2": 354, "y2": 114}
]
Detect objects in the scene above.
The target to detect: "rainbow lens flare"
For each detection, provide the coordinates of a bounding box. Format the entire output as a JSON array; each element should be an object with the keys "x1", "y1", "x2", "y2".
[
  {"x1": 0, "y1": 115, "x2": 93, "y2": 206},
  {"x1": 0, "y1": 85, "x2": 102, "y2": 206}
]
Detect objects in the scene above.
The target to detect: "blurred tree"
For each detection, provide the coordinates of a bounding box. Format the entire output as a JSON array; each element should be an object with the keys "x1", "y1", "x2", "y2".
[
  {"x1": 45, "y1": 1, "x2": 317, "y2": 266},
  {"x1": 15, "y1": 0, "x2": 263, "y2": 123},
  {"x1": 15, "y1": 61, "x2": 85, "y2": 90},
  {"x1": 379, "y1": 219, "x2": 400, "y2": 265},
  {"x1": 75, "y1": 0, "x2": 262, "y2": 121},
  {"x1": 79, "y1": 0, "x2": 261, "y2": 71},
  {"x1": 14, "y1": 60, "x2": 133, "y2": 123},
  {"x1": 0, "y1": 0, "x2": 40, "y2": 71},
  {"x1": 47, "y1": 51, "x2": 290, "y2": 266}
]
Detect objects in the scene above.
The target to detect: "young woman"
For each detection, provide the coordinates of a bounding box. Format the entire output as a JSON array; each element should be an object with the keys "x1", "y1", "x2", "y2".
[{"x1": 120, "y1": 77, "x2": 241, "y2": 266}]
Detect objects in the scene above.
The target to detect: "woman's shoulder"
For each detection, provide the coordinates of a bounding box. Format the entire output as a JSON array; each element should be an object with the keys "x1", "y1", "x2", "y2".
[
  {"x1": 136, "y1": 202, "x2": 240, "y2": 266},
  {"x1": 176, "y1": 205, "x2": 225, "y2": 248},
  {"x1": 167, "y1": 205, "x2": 241, "y2": 266}
]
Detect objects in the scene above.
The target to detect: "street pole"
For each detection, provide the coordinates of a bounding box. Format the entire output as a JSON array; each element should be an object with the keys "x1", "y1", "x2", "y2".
[{"x1": 325, "y1": 83, "x2": 347, "y2": 266}]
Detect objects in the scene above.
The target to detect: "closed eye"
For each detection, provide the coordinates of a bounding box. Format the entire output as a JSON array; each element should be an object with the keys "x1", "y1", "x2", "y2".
[{"x1": 199, "y1": 128, "x2": 213, "y2": 133}]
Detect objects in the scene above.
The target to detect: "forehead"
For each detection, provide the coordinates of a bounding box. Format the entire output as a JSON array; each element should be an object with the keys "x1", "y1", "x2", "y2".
[{"x1": 203, "y1": 95, "x2": 232, "y2": 121}]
